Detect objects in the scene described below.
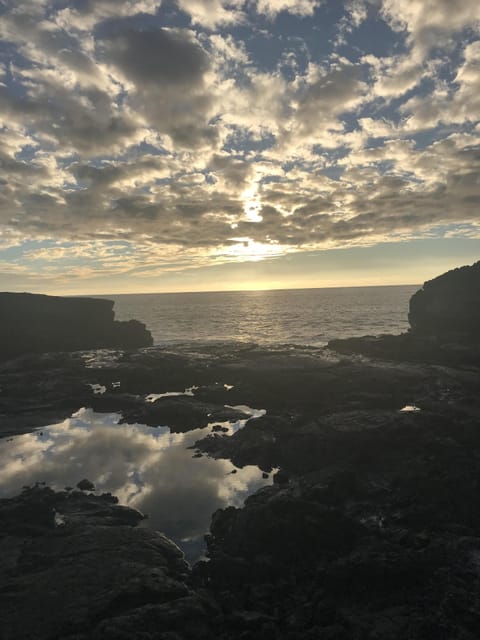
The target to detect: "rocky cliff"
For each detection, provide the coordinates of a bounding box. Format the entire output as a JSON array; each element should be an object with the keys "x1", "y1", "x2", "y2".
[
  {"x1": 0, "y1": 292, "x2": 152, "y2": 359},
  {"x1": 409, "y1": 260, "x2": 480, "y2": 336},
  {"x1": 328, "y1": 260, "x2": 480, "y2": 363}
]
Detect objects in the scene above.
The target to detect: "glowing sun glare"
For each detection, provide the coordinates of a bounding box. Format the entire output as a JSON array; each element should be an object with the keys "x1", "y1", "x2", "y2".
[
  {"x1": 219, "y1": 238, "x2": 286, "y2": 262},
  {"x1": 242, "y1": 186, "x2": 263, "y2": 223}
]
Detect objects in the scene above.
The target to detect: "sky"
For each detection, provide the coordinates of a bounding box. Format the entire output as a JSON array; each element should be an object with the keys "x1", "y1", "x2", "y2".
[{"x1": 0, "y1": 0, "x2": 479, "y2": 294}]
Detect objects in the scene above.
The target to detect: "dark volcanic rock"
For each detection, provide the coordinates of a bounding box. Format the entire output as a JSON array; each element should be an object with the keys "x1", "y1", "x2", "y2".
[
  {"x1": 0, "y1": 292, "x2": 152, "y2": 359},
  {"x1": 0, "y1": 351, "x2": 94, "y2": 437},
  {"x1": 327, "y1": 332, "x2": 480, "y2": 364},
  {"x1": 120, "y1": 396, "x2": 247, "y2": 432},
  {"x1": 409, "y1": 260, "x2": 480, "y2": 336},
  {"x1": 198, "y1": 393, "x2": 480, "y2": 639},
  {"x1": 207, "y1": 486, "x2": 364, "y2": 570},
  {"x1": 0, "y1": 486, "x2": 210, "y2": 640},
  {"x1": 76, "y1": 478, "x2": 95, "y2": 491}
]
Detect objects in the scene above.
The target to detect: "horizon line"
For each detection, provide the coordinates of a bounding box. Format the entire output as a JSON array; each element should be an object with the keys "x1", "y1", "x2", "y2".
[{"x1": 78, "y1": 282, "x2": 421, "y2": 297}]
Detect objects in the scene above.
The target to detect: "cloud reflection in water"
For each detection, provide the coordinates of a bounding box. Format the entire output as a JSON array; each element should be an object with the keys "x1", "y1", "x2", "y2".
[{"x1": 0, "y1": 408, "x2": 271, "y2": 560}]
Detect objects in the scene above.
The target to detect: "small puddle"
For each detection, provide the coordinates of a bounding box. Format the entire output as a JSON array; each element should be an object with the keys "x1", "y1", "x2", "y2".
[
  {"x1": 0, "y1": 406, "x2": 270, "y2": 562},
  {"x1": 81, "y1": 350, "x2": 123, "y2": 368},
  {"x1": 400, "y1": 404, "x2": 421, "y2": 413},
  {"x1": 146, "y1": 386, "x2": 198, "y2": 403},
  {"x1": 89, "y1": 383, "x2": 107, "y2": 395},
  {"x1": 226, "y1": 404, "x2": 267, "y2": 419}
]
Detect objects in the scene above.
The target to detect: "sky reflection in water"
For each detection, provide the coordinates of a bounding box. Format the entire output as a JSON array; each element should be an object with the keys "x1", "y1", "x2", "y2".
[{"x1": 0, "y1": 408, "x2": 271, "y2": 560}]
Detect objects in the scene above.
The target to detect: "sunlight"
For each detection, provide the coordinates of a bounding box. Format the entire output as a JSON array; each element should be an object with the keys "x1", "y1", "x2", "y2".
[
  {"x1": 219, "y1": 238, "x2": 286, "y2": 262},
  {"x1": 241, "y1": 185, "x2": 263, "y2": 223}
]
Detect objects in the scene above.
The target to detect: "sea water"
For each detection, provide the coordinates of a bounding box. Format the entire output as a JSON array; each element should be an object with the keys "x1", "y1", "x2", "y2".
[{"x1": 108, "y1": 284, "x2": 419, "y2": 346}]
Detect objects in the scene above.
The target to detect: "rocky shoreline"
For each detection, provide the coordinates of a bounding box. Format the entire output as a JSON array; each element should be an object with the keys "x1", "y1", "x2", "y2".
[{"x1": 1, "y1": 262, "x2": 480, "y2": 639}]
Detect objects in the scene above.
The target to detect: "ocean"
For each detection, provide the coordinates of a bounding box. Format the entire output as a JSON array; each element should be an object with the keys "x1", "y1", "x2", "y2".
[{"x1": 108, "y1": 285, "x2": 420, "y2": 346}]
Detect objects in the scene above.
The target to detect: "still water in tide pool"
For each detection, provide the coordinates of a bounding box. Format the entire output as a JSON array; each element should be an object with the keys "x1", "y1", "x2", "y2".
[{"x1": 0, "y1": 406, "x2": 271, "y2": 561}]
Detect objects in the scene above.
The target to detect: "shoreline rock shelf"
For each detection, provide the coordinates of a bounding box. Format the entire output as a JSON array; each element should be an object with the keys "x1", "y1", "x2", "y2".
[{"x1": 0, "y1": 292, "x2": 152, "y2": 360}]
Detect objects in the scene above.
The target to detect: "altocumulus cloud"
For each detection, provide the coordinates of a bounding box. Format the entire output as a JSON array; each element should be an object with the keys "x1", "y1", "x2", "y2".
[{"x1": 0, "y1": 0, "x2": 479, "y2": 288}]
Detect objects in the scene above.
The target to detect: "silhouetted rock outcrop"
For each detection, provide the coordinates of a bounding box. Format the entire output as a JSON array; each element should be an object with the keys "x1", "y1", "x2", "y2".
[
  {"x1": 0, "y1": 292, "x2": 152, "y2": 359},
  {"x1": 328, "y1": 260, "x2": 480, "y2": 363},
  {"x1": 409, "y1": 260, "x2": 480, "y2": 336}
]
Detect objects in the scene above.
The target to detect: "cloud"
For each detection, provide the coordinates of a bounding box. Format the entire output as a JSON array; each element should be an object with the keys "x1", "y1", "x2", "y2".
[
  {"x1": 255, "y1": 0, "x2": 321, "y2": 18},
  {"x1": 209, "y1": 153, "x2": 254, "y2": 187},
  {"x1": 177, "y1": 0, "x2": 245, "y2": 28},
  {"x1": 380, "y1": 0, "x2": 480, "y2": 58},
  {"x1": 345, "y1": 0, "x2": 369, "y2": 27},
  {"x1": 400, "y1": 40, "x2": 480, "y2": 130},
  {"x1": 0, "y1": 0, "x2": 478, "y2": 290},
  {"x1": 358, "y1": 116, "x2": 398, "y2": 138},
  {"x1": 54, "y1": 1, "x2": 163, "y2": 31},
  {"x1": 99, "y1": 26, "x2": 221, "y2": 148},
  {"x1": 0, "y1": 10, "x2": 99, "y2": 95},
  {"x1": 335, "y1": 0, "x2": 369, "y2": 45},
  {"x1": 72, "y1": 156, "x2": 175, "y2": 193},
  {"x1": 359, "y1": 1, "x2": 480, "y2": 104},
  {"x1": 101, "y1": 27, "x2": 210, "y2": 87},
  {"x1": 366, "y1": 53, "x2": 426, "y2": 100},
  {"x1": 0, "y1": 82, "x2": 143, "y2": 156},
  {"x1": 293, "y1": 59, "x2": 369, "y2": 139},
  {"x1": 0, "y1": 4, "x2": 147, "y2": 157}
]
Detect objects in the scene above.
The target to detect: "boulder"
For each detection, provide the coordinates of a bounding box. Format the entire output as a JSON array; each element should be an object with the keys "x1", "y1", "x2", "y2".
[
  {"x1": 0, "y1": 292, "x2": 152, "y2": 359},
  {"x1": 76, "y1": 478, "x2": 95, "y2": 491}
]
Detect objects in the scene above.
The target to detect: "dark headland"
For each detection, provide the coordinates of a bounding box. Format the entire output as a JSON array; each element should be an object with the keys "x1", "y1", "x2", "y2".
[
  {"x1": 1, "y1": 261, "x2": 480, "y2": 640},
  {"x1": 0, "y1": 292, "x2": 153, "y2": 359}
]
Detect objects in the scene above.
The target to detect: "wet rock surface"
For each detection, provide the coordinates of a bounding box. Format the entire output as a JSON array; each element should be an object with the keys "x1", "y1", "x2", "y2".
[
  {"x1": 198, "y1": 396, "x2": 480, "y2": 638},
  {"x1": 0, "y1": 342, "x2": 465, "y2": 438},
  {"x1": 328, "y1": 331, "x2": 480, "y2": 365},
  {"x1": 0, "y1": 485, "x2": 211, "y2": 640},
  {"x1": 119, "y1": 396, "x2": 247, "y2": 432}
]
